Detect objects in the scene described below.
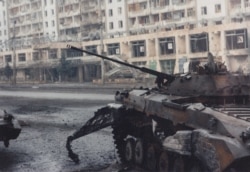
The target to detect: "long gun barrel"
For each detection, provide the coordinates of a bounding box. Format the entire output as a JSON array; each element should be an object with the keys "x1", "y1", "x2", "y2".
[{"x1": 67, "y1": 45, "x2": 175, "y2": 86}]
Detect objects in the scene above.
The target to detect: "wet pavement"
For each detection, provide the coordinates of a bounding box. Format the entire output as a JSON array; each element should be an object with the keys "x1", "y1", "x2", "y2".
[{"x1": 0, "y1": 86, "x2": 121, "y2": 172}]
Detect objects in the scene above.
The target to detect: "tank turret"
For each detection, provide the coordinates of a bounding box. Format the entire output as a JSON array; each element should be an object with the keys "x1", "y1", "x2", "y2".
[{"x1": 66, "y1": 45, "x2": 250, "y2": 172}]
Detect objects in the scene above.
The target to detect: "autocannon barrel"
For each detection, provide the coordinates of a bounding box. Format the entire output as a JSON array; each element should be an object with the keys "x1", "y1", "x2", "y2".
[{"x1": 67, "y1": 45, "x2": 175, "y2": 85}]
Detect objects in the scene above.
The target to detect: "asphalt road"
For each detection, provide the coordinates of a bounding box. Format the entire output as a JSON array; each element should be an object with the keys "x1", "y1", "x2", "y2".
[{"x1": 0, "y1": 86, "x2": 124, "y2": 172}]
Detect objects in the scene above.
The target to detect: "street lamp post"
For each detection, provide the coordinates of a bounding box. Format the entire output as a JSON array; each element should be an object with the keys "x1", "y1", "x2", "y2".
[
  {"x1": 12, "y1": 20, "x2": 17, "y2": 85},
  {"x1": 99, "y1": 0, "x2": 105, "y2": 85}
]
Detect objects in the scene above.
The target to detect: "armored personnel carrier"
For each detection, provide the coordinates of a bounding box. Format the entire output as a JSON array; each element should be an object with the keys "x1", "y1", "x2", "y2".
[
  {"x1": 66, "y1": 45, "x2": 250, "y2": 171},
  {"x1": 0, "y1": 110, "x2": 21, "y2": 147}
]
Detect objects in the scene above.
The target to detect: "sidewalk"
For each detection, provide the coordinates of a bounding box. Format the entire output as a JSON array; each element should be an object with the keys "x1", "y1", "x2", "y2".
[{"x1": 0, "y1": 81, "x2": 155, "y2": 91}]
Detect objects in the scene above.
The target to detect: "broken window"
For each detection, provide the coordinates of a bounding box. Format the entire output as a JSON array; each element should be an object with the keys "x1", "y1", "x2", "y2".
[
  {"x1": 49, "y1": 49, "x2": 57, "y2": 59},
  {"x1": 226, "y1": 29, "x2": 248, "y2": 50},
  {"x1": 131, "y1": 40, "x2": 146, "y2": 57},
  {"x1": 5, "y1": 55, "x2": 12, "y2": 62},
  {"x1": 132, "y1": 61, "x2": 146, "y2": 67},
  {"x1": 153, "y1": 14, "x2": 159, "y2": 22},
  {"x1": 152, "y1": 0, "x2": 160, "y2": 7},
  {"x1": 109, "y1": 9, "x2": 113, "y2": 16},
  {"x1": 162, "y1": 12, "x2": 172, "y2": 20},
  {"x1": 187, "y1": 8, "x2": 195, "y2": 17},
  {"x1": 62, "y1": 48, "x2": 83, "y2": 58},
  {"x1": 140, "y1": 2, "x2": 147, "y2": 9},
  {"x1": 139, "y1": 16, "x2": 150, "y2": 24},
  {"x1": 215, "y1": 4, "x2": 221, "y2": 13},
  {"x1": 118, "y1": 21, "x2": 123, "y2": 28},
  {"x1": 162, "y1": 0, "x2": 170, "y2": 6},
  {"x1": 160, "y1": 59, "x2": 175, "y2": 74},
  {"x1": 32, "y1": 52, "x2": 39, "y2": 61},
  {"x1": 85, "y1": 45, "x2": 97, "y2": 54},
  {"x1": 201, "y1": 6, "x2": 207, "y2": 15},
  {"x1": 107, "y1": 43, "x2": 120, "y2": 55},
  {"x1": 172, "y1": 0, "x2": 185, "y2": 5},
  {"x1": 109, "y1": 22, "x2": 113, "y2": 29},
  {"x1": 190, "y1": 33, "x2": 209, "y2": 53},
  {"x1": 118, "y1": 7, "x2": 122, "y2": 14},
  {"x1": 88, "y1": 64, "x2": 98, "y2": 78},
  {"x1": 159, "y1": 37, "x2": 175, "y2": 55},
  {"x1": 18, "y1": 53, "x2": 26, "y2": 62}
]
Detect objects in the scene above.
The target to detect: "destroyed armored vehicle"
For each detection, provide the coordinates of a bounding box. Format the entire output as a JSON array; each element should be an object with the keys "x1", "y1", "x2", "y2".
[
  {"x1": 0, "y1": 110, "x2": 21, "y2": 147},
  {"x1": 66, "y1": 45, "x2": 250, "y2": 172}
]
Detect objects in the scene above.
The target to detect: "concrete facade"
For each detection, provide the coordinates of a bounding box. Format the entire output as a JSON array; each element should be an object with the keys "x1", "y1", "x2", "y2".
[
  {"x1": 0, "y1": 0, "x2": 9, "y2": 52},
  {"x1": 0, "y1": 0, "x2": 250, "y2": 83}
]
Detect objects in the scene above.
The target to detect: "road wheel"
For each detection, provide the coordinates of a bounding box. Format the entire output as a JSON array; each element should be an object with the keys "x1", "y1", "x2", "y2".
[
  {"x1": 124, "y1": 138, "x2": 135, "y2": 163},
  {"x1": 173, "y1": 156, "x2": 186, "y2": 172},
  {"x1": 146, "y1": 144, "x2": 159, "y2": 171},
  {"x1": 159, "y1": 151, "x2": 170, "y2": 172},
  {"x1": 134, "y1": 139, "x2": 145, "y2": 165}
]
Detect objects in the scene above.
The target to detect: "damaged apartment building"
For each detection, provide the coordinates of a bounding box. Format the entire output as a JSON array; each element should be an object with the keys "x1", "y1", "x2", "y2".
[{"x1": 0, "y1": 0, "x2": 249, "y2": 83}]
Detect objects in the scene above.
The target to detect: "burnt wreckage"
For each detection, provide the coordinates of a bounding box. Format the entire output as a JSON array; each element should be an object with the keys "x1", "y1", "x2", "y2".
[
  {"x1": 0, "y1": 110, "x2": 21, "y2": 147},
  {"x1": 66, "y1": 45, "x2": 250, "y2": 171}
]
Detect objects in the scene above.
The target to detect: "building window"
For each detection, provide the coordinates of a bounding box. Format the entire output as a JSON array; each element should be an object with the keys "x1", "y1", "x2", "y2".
[
  {"x1": 33, "y1": 52, "x2": 40, "y2": 61},
  {"x1": 162, "y1": 12, "x2": 172, "y2": 20},
  {"x1": 85, "y1": 45, "x2": 97, "y2": 54},
  {"x1": 159, "y1": 37, "x2": 175, "y2": 55},
  {"x1": 190, "y1": 33, "x2": 209, "y2": 53},
  {"x1": 163, "y1": 0, "x2": 170, "y2": 6},
  {"x1": 45, "y1": 10, "x2": 47, "y2": 16},
  {"x1": 107, "y1": 43, "x2": 120, "y2": 55},
  {"x1": 118, "y1": 7, "x2": 122, "y2": 14},
  {"x1": 215, "y1": 21, "x2": 222, "y2": 25},
  {"x1": 132, "y1": 61, "x2": 146, "y2": 67},
  {"x1": 52, "y1": 20, "x2": 55, "y2": 26},
  {"x1": 5, "y1": 55, "x2": 12, "y2": 62},
  {"x1": 160, "y1": 60, "x2": 175, "y2": 74},
  {"x1": 109, "y1": 0, "x2": 112, "y2": 3},
  {"x1": 109, "y1": 22, "x2": 114, "y2": 29},
  {"x1": 18, "y1": 53, "x2": 26, "y2": 62},
  {"x1": 139, "y1": 16, "x2": 150, "y2": 24},
  {"x1": 44, "y1": 0, "x2": 47, "y2": 6},
  {"x1": 215, "y1": 4, "x2": 221, "y2": 13},
  {"x1": 45, "y1": 22, "x2": 48, "y2": 27},
  {"x1": 109, "y1": 9, "x2": 113, "y2": 16},
  {"x1": 131, "y1": 40, "x2": 146, "y2": 57},
  {"x1": 226, "y1": 29, "x2": 248, "y2": 50},
  {"x1": 48, "y1": 49, "x2": 57, "y2": 59},
  {"x1": 201, "y1": 7, "x2": 207, "y2": 15},
  {"x1": 187, "y1": 8, "x2": 195, "y2": 17},
  {"x1": 118, "y1": 21, "x2": 123, "y2": 28},
  {"x1": 52, "y1": 9, "x2": 54, "y2": 15},
  {"x1": 62, "y1": 48, "x2": 83, "y2": 58}
]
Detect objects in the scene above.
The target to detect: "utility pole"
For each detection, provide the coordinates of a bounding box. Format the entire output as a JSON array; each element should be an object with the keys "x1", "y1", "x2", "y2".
[{"x1": 12, "y1": 20, "x2": 17, "y2": 85}]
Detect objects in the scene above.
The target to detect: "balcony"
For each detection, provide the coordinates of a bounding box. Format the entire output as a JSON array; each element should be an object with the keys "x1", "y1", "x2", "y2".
[
  {"x1": 128, "y1": 8, "x2": 151, "y2": 18},
  {"x1": 82, "y1": 5, "x2": 98, "y2": 12},
  {"x1": 127, "y1": 0, "x2": 147, "y2": 4},
  {"x1": 60, "y1": 20, "x2": 81, "y2": 30}
]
